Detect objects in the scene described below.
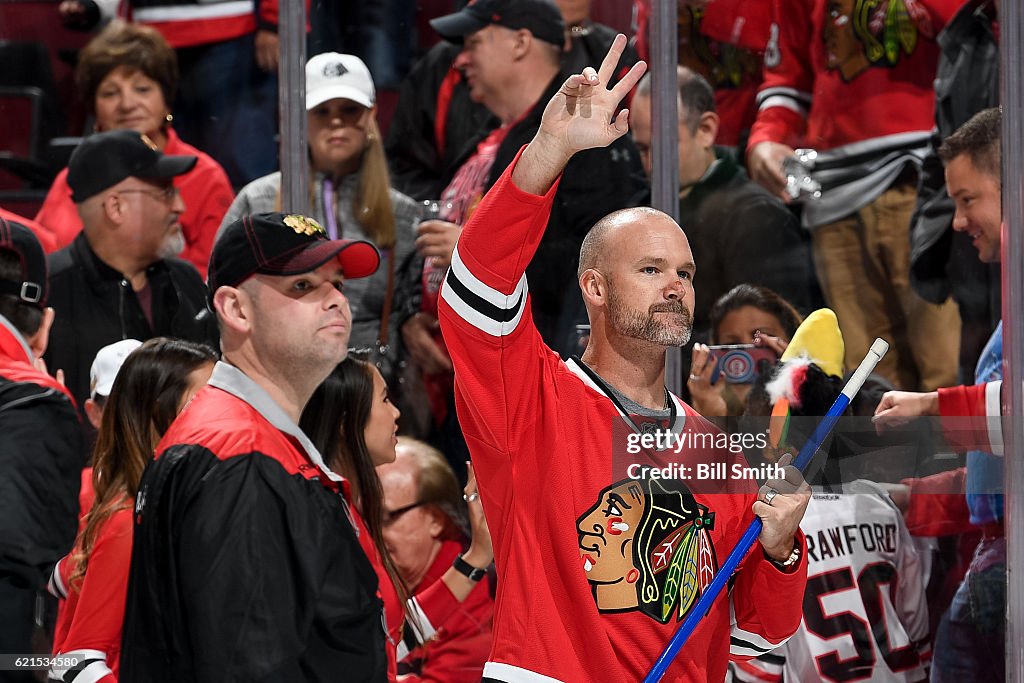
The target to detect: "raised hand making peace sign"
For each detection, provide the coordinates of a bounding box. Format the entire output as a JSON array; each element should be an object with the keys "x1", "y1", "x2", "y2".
[{"x1": 513, "y1": 34, "x2": 648, "y2": 195}]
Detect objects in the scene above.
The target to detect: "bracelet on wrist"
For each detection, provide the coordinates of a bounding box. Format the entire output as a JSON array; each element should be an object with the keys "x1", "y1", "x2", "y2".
[
  {"x1": 767, "y1": 543, "x2": 801, "y2": 570},
  {"x1": 452, "y1": 553, "x2": 487, "y2": 582}
]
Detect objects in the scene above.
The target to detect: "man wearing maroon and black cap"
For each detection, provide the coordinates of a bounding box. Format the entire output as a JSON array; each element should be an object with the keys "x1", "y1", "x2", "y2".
[
  {"x1": 44, "y1": 129, "x2": 217, "y2": 425},
  {"x1": 0, "y1": 218, "x2": 83, "y2": 681},
  {"x1": 121, "y1": 212, "x2": 390, "y2": 682}
]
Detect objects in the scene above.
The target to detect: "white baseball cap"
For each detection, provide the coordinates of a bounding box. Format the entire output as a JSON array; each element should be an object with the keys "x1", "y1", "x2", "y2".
[
  {"x1": 89, "y1": 339, "x2": 143, "y2": 399},
  {"x1": 306, "y1": 53, "x2": 376, "y2": 111}
]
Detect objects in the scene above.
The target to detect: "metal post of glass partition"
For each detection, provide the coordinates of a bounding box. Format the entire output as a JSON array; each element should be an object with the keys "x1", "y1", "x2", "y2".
[
  {"x1": 649, "y1": 0, "x2": 682, "y2": 396},
  {"x1": 278, "y1": 0, "x2": 307, "y2": 213},
  {"x1": 999, "y1": 2, "x2": 1024, "y2": 678}
]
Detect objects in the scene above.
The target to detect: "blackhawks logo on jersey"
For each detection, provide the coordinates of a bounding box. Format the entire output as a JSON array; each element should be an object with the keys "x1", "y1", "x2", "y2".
[
  {"x1": 824, "y1": 0, "x2": 936, "y2": 82},
  {"x1": 679, "y1": 7, "x2": 762, "y2": 91},
  {"x1": 577, "y1": 477, "x2": 717, "y2": 623}
]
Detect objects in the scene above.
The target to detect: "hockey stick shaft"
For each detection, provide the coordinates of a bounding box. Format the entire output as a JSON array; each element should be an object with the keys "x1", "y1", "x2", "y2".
[{"x1": 644, "y1": 339, "x2": 889, "y2": 682}]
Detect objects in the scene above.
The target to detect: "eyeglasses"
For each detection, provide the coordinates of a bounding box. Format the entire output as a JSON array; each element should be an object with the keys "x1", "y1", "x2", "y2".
[
  {"x1": 118, "y1": 186, "x2": 179, "y2": 204},
  {"x1": 383, "y1": 501, "x2": 426, "y2": 525}
]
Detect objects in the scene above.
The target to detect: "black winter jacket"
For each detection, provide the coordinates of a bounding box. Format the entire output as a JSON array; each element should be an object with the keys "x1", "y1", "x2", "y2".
[
  {"x1": 44, "y1": 233, "x2": 218, "y2": 418},
  {"x1": 0, "y1": 321, "x2": 83, "y2": 591},
  {"x1": 386, "y1": 23, "x2": 640, "y2": 202},
  {"x1": 678, "y1": 151, "x2": 821, "y2": 340},
  {"x1": 121, "y1": 364, "x2": 387, "y2": 682},
  {"x1": 909, "y1": 0, "x2": 1000, "y2": 373}
]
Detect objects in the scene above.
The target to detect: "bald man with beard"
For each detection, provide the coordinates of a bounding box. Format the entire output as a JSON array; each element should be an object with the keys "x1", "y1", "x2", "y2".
[{"x1": 437, "y1": 36, "x2": 811, "y2": 682}]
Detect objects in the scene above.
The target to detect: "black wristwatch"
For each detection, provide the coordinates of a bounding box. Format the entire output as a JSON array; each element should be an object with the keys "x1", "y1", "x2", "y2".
[{"x1": 452, "y1": 554, "x2": 487, "y2": 582}]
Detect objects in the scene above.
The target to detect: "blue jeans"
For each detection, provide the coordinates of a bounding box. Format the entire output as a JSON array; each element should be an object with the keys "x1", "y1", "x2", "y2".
[
  {"x1": 931, "y1": 536, "x2": 1005, "y2": 682},
  {"x1": 173, "y1": 33, "x2": 279, "y2": 187}
]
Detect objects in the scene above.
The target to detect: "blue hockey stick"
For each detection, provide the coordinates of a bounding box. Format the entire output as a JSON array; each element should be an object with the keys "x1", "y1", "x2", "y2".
[{"x1": 643, "y1": 338, "x2": 889, "y2": 682}]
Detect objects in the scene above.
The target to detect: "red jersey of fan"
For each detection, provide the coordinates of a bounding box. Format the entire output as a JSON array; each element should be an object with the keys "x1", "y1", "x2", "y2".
[
  {"x1": 49, "y1": 505, "x2": 132, "y2": 683},
  {"x1": 437, "y1": 151, "x2": 807, "y2": 682},
  {"x1": 899, "y1": 380, "x2": 1004, "y2": 538},
  {"x1": 748, "y1": 0, "x2": 961, "y2": 153},
  {"x1": 399, "y1": 539, "x2": 493, "y2": 682},
  {"x1": 632, "y1": 0, "x2": 772, "y2": 146}
]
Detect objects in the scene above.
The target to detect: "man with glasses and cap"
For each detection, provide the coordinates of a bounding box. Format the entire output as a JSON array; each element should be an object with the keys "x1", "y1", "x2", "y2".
[
  {"x1": 121, "y1": 212, "x2": 390, "y2": 681},
  {"x1": 0, "y1": 217, "x2": 83, "y2": 682},
  {"x1": 44, "y1": 129, "x2": 216, "y2": 426}
]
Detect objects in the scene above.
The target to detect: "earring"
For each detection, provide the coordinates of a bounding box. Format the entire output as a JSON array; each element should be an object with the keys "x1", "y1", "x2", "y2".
[
  {"x1": 626, "y1": 569, "x2": 640, "y2": 584},
  {"x1": 165, "y1": 113, "x2": 174, "y2": 125}
]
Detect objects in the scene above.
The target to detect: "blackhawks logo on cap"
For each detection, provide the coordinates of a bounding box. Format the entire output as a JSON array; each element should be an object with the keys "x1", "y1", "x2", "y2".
[{"x1": 283, "y1": 214, "x2": 326, "y2": 237}]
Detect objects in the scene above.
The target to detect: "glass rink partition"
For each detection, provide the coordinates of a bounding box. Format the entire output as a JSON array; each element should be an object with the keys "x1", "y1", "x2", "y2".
[{"x1": 0, "y1": 0, "x2": 1018, "y2": 679}]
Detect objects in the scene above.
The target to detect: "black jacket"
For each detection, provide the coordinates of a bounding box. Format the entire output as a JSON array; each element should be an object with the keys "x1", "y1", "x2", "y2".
[
  {"x1": 121, "y1": 373, "x2": 387, "y2": 682},
  {"x1": 679, "y1": 151, "x2": 821, "y2": 340},
  {"x1": 909, "y1": 0, "x2": 1000, "y2": 372},
  {"x1": 386, "y1": 41, "x2": 496, "y2": 202},
  {"x1": 386, "y1": 23, "x2": 640, "y2": 202},
  {"x1": 0, "y1": 323, "x2": 83, "y2": 591},
  {"x1": 44, "y1": 233, "x2": 218, "y2": 417}
]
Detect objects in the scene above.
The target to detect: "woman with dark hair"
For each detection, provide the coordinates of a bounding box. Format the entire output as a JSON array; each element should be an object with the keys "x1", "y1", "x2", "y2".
[
  {"x1": 48, "y1": 337, "x2": 217, "y2": 682},
  {"x1": 302, "y1": 357, "x2": 492, "y2": 681},
  {"x1": 35, "y1": 20, "x2": 233, "y2": 277},
  {"x1": 303, "y1": 357, "x2": 407, "y2": 679},
  {"x1": 688, "y1": 283, "x2": 803, "y2": 417}
]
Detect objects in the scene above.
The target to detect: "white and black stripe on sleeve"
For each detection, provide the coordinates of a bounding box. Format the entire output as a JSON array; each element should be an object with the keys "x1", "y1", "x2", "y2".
[
  {"x1": 47, "y1": 558, "x2": 68, "y2": 599},
  {"x1": 756, "y1": 87, "x2": 812, "y2": 118},
  {"x1": 440, "y1": 245, "x2": 528, "y2": 337},
  {"x1": 49, "y1": 649, "x2": 113, "y2": 683},
  {"x1": 396, "y1": 596, "x2": 437, "y2": 662},
  {"x1": 729, "y1": 597, "x2": 792, "y2": 658}
]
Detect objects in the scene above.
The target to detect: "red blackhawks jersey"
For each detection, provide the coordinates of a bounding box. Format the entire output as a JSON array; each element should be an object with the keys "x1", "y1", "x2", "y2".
[
  {"x1": 748, "y1": 0, "x2": 961, "y2": 153},
  {"x1": 48, "y1": 505, "x2": 132, "y2": 683},
  {"x1": 437, "y1": 153, "x2": 808, "y2": 682},
  {"x1": 732, "y1": 482, "x2": 930, "y2": 683},
  {"x1": 939, "y1": 380, "x2": 1003, "y2": 456},
  {"x1": 632, "y1": 0, "x2": 772, "y2": 147}
]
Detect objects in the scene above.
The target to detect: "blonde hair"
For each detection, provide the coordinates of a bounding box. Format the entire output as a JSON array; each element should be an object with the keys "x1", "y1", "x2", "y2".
[
  {"x1": 277, "y1": 116, "x2": 396, "y2": 248},
  {"x1": 355, "y1": 117, "x2": 396, "y2": 249}
]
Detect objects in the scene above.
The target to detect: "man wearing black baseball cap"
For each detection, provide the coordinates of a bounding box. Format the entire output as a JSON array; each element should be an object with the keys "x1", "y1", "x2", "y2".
[
  {"x1": 411, "y1": 0, "x2": 644, "y2": 352},
  {"x1": 430, "y1": 0, "x2": 565, "y2": 47},
  {"x1": 44, "y1": 129, "x2": 216, "y2": 423},
  {"x1": 0, "y1": 218, "x2": 82, "y2": 681},
  {"x1": 397, "y1": 0, "x2": 646, "y2": 448},
  {"x1": 122, "y1": 213, "x2": 390, "y2": 681}
]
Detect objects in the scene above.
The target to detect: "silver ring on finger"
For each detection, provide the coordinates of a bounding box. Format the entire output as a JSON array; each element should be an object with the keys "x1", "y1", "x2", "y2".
[{"x1": 763, "y1": 487, "x2": 779, "y2": 506}]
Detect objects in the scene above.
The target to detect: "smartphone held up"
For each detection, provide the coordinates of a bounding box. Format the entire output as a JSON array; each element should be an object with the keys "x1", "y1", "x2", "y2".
[{"x1": 706, "y1": 344, "x2": 778, "y2": 384}]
